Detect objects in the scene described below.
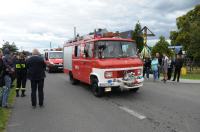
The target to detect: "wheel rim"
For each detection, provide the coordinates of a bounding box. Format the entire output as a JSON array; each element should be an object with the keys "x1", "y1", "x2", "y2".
[{"x1": 92, "y1": 83, "x2": 99, "y2": 95}]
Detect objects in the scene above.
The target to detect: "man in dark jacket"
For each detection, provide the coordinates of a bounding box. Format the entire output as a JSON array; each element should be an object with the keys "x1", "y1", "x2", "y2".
[
  {"x1": 172, "y1": 55, "x2": 183, "y2": 82},
  {"x1": 27, "y1": 49, "x2": 46, "y2": 108}
]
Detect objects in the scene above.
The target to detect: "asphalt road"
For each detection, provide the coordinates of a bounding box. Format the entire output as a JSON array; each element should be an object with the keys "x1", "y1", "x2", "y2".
[{"x1": 7, "y1": 73, "x2": 200, "y2": 132}]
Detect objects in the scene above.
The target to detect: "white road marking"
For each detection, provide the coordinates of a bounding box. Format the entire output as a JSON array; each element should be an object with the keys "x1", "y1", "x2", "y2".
[{"x1": 119, "y1": 106, "x2": 146, "y2": 120}]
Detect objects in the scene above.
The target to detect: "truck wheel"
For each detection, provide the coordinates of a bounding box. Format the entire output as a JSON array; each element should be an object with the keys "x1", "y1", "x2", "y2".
[
  {"x1": 46, "y1": 67, "x2": 51, "y2": 73},
  {"x1": 69, "y1": 72, "x2": 79, "y2": 85},
  {"x1": 91, "y1": 78, "x2": 104, "y2": 97},
  {"x1": 130, "y1": 87, "x2": 140, "y2": 92}
]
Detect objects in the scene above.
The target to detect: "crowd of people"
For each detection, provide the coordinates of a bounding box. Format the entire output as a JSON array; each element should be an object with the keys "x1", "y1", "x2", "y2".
[
  {"x1": 0, "y1": 48, "x2": 46, "y2": 109},
  {"x1": 142, "y1": 52, "x2": 184, "y2": 83}
]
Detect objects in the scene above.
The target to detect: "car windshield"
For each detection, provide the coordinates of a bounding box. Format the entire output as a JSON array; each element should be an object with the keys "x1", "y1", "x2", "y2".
[
  {"x1": 49, "y1": 52, "x2": 63, "y2": 59},
  {"x1": 95, "y1": 41, "x2": 137, "y2": 58}
]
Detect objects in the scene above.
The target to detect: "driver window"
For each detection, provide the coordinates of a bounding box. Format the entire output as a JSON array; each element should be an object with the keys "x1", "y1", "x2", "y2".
[
  {"x1": 85, "y1": 43, "x2": 93, "y2": 58},
  {"x1": 74, "y1": 45, "x2": 81, "y2": 58}
]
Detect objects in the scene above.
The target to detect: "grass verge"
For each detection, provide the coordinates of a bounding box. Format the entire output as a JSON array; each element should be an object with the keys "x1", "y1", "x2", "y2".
[
  {"x1": 0, "y1": 88, "x2": 15, "y2": 132},
  {"x1": 181, "y1": 67, "x2": 200, "y2": 80},
  {"x1": 181, "y1": 73, "x2": 200, "y2": 80}
]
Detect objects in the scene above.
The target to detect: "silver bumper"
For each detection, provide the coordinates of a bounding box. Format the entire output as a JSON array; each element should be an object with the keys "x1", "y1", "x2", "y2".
[{"x1": 98, "y1": 77, "x2": 144, "y2": 90}]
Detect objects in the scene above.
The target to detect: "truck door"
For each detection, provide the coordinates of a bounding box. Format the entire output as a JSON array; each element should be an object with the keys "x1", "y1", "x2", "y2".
[
  {"x1": 79, "y1": 42, "x2": 94, "y2": 84},
  {"x1": 72, "y1": 45, "x2": 81, "y2": 80}
]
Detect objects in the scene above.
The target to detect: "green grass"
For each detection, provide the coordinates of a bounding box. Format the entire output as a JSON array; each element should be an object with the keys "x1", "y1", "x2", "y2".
[
  {"x1": 159, "y1": 67, "x2": 200, "y2": 80},
  {"x1": 181, "y1": 68, "x2": 200, "y2": 80},
  {"x1": 0, "y1": 87, "x2": 16, "y2": 132}
]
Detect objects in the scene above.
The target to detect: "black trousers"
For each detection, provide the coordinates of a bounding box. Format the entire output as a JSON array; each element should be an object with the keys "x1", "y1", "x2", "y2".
[
  {"x1": 173, "y1": 68, "x2": 181, "y2": 82},
  {"x1": 16, "y1": 75, "x2": 27, "y2": 90},
  {"x1": 167, "y1": 68, "x2": 172, "y2": 80},
  {"x1": 158, "y1": 66, "x2": 161, "y2": 79},
  {"x1": 31, "y1": 79, "x2": 44, "y2": 106}
]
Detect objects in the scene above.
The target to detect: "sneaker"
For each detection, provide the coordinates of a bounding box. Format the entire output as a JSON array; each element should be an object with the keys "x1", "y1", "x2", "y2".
[
  {"x1": 3, "y1": 105, "x2": 12, "y2": 109},
  {"x1": 32, "y1": 105, "x2": 36, "y2": 109},
  {"x1": 21, "y1": 94, "x2": 26, "y2": 97},
  {"x1": 39, "y1": 105, "x2": 44, "y2": 108}
]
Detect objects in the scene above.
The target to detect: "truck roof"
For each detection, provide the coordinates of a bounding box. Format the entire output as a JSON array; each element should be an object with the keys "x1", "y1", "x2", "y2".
[
  {"x1": 86, "y1": 37, "x2": 134, "y2": 42},
  {"x1": 64, "y1": 37, "x2": 135, "y2": 47},
  {"x1": 45, "y1": 51, "x2": 63, "y2": 53}
]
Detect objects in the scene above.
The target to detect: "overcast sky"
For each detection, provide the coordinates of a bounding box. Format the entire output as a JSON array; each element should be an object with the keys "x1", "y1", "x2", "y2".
[{"x1": 0, "y1": 0, "x2": 199, "y2": 52}]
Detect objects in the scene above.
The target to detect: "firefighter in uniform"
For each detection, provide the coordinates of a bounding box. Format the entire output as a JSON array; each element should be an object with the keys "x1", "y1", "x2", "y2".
[{"x1": 15, "y1": 53, "x2": 27, "y2": 97}]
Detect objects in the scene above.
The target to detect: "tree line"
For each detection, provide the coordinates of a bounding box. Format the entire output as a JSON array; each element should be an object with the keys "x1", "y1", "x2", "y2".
[{"x1": 132, "y1": 4, "x2": 200, "y2": 61}]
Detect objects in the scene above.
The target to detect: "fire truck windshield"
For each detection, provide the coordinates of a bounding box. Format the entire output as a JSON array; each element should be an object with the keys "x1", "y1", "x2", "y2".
[
  {"x1": 95, "y1": 41, "x2": 137, "y2": 58},
  {"x1": 49, "y1": 52, "x2": 63, "y2": 59}
]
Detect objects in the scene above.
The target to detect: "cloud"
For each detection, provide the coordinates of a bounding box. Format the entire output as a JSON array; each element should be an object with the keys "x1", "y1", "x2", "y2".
[{"x1": 0, "y1": 0, "x2": 199, "y2": 51}]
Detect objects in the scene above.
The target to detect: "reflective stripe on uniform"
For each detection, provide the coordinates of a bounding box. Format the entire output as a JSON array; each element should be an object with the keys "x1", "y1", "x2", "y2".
[
  {"x1": 21, "y1": 64, "x2": 26, "y2": 68},
  {"x1": 15, "y1": 64, "x2": 26, "y2": 69},
  {"x1": 16, "y1": 64, "x2": 21, "y2": 69},
  {"x1": 16, "y1": 88, "x2": 20, "y2": 90},
  {"x1": 21, "y1": 88, "x2": 26, "y2": 90}
]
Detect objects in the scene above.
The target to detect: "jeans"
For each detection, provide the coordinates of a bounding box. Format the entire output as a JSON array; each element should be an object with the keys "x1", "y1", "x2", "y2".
[
  {"x1": 2, "y1": 75, "x2": 12, "y2": 107},
  {"x1": 153, "y1": 70, "x2": 158, "y2": 80}
]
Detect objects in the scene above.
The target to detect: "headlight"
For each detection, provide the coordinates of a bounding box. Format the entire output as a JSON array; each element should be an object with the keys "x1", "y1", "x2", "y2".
[
  {"x1": 49, "y1": 62, "x2": 54, "y2": 65},
  {"x1": 104, "y1": 71, "x2": 113, "y2": 78},
  {"x1": 137, "y1": 69, "x2": 142, "y2": 75},
  {"x1": 134, "y1": 69, "x2": 142, "y2": 75}
]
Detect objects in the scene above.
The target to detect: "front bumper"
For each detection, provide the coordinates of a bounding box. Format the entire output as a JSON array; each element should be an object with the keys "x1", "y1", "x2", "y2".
[
  {"x1": 98, "y1": 76, "x2": 144, "y2": 90},
  {"x1": 48, "y1": 64, "x2": 63, "y2": 71}
]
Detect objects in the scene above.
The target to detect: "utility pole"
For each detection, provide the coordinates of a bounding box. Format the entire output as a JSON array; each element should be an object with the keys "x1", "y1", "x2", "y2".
[
  {"x1": 74, "y1": 27, "x2": 76, "y2": 39},
  {"x1": 50, "y1": 41, "x2": 52, "y2": 49}
]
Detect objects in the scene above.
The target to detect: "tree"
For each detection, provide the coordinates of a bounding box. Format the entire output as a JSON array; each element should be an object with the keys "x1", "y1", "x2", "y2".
[
  {"x1": 2, "y1": 41, "x2": 18, "y2": 53},
  {"x1": 132, "y1": 21, "x2": 144, "y2": 52},
  {"x1": 151, "y1": 36, "x2": 173, "y2": 57},
  {"x1": 170, "y1": 4, "x2": 200, "y2": 59},
  {"x1": 187, "y1": 21, "x2": 200, "y2": 60}
]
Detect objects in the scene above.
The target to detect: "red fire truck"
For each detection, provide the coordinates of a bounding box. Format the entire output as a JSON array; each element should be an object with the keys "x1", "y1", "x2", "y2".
[
  {"x1": 63, "y1": 31, "x2": 144, "y2": 97},
  {"x1": 44, "y1": 50, "x2": 63, "y2": 72}
]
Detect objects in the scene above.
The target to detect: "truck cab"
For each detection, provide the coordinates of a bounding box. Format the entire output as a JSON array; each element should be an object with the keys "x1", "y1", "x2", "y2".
[{"x1": 44, "y1": 51, "x2": 63, "y2": 72}]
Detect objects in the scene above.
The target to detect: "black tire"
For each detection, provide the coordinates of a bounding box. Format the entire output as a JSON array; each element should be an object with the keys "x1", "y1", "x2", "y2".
[
  {"x1": 130, "y1": 87, "x2": 140, "y2": 92},
  {"x1": 46, "y1": 67, "x2": 52, "y2": 73},
  {"x1": 69, "y1": 72, "x2": 79, "y2": 85},
  {"x1": 48, "y1": 68, "x2": 52, "y2": 73},
  {"x1": 91, "y1": 78, "x2": 104, "y2": 97}
]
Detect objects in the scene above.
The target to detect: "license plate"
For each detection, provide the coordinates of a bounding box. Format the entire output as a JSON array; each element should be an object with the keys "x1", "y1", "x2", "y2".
[{"x1": 105, "y1": 87, "x2": 112, "y2": 92}]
